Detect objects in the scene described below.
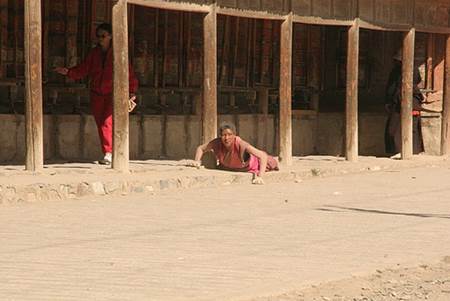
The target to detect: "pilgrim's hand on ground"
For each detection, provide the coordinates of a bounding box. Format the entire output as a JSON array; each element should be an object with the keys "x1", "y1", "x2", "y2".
[{"x1": 184, "y1": 160, "x2": 203, "y2": 169}]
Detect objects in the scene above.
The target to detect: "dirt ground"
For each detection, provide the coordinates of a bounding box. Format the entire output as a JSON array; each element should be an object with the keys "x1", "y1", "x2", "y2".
[
  {"x1": 1, "y1": 163, "x2": 450, "y2": 301},
  {"x1": 252, "y1": 257, "x2": 450, "y2": 301}
]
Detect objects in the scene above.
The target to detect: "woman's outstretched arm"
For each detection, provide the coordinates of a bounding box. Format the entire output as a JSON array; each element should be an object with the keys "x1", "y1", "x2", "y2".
[
  {"x1": 245, "y1": 144, "x2": 268, "y2": 184},
  {"x1": 193, "y1": 141, "x2": 214, "y2": 167}
]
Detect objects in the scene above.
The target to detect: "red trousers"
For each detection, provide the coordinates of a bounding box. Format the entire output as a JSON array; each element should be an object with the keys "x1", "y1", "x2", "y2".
[{"x1": 91, "y1": 94, "x2": 113, "y2": 154}]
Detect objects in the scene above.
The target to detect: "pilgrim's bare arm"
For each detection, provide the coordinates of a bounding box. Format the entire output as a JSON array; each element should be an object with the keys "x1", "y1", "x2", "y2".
[{"x1": 246, "y1": 145, "x2": 268, "y2": 179}]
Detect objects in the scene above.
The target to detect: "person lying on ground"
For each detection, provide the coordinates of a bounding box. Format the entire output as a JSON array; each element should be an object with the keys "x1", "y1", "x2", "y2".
[{"x1": 191, "y1": 122, "x2": 279, "y2": 185}]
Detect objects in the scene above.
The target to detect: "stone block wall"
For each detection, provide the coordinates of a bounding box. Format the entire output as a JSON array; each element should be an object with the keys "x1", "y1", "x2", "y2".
[{"x1": 0, "y1": 112, "x2": 443, "y2": 163}]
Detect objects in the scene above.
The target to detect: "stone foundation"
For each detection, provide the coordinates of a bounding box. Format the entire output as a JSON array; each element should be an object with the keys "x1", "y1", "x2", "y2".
[{"x1": 0, "y1": 112, "x2": 442, "y2": 163}]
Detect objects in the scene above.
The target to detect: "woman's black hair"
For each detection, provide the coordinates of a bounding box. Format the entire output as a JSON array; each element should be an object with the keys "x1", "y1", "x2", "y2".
[{"x1": 96, "y1": 23, "x2": 112, "y2": 35}]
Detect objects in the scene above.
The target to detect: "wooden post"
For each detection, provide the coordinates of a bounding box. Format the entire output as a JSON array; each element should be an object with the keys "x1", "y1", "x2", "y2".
[
  {"x1": 112, "y1": 0, "x2": 130, "y2": 172},
  {"x1": 202, "y1": 4, "x2": 217, "y2": 143},
  {"x1": 279, "y1": 13, "x2": 293, "y2": 166},
  {"x1": 345, "y1": 19, "x2": 359, "y2": 162},
  {"x1": 401, "y1": 28, "x2": 415, "y2": 160},
  {"x1": 24, "y1": 0, "x2": 44, "y2": 171},
  {"x1": 441, "y1": 35, "x2": 450, "y2": 155}
]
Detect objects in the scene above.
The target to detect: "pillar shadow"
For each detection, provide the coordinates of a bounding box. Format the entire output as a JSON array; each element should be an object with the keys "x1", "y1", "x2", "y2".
[{"x1": 316, "y1": 205, "x2": 450, "y2": 220}]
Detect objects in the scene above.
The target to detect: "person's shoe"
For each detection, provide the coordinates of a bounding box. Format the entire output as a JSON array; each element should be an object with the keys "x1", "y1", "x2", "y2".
[
  {"x1": 99, "y1": 152, "x2": 112, "y2": 165},
  {"x1": 389, "y1": 152, "x2": 401, "y2": 159}
]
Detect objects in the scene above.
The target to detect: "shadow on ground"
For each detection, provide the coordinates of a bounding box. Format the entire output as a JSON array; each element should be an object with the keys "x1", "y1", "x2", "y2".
[{"x1": 317, "y1": 205, "x2": 450, "y2": 219}]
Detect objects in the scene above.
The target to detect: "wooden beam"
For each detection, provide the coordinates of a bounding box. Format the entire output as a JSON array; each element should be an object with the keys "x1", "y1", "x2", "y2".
[
  {"x1": 112, "y1": 0, "x2": 130, "y2": 172},
  {"x1": 401, "y1": 28, "x2": 415, "y2": 160},
  {"x1": 217, "y1": 6, "x2": 285, "y2": 20},
  {"x1": 415, "y1": 25, "x2": 450, "y2": 35},
  {"x1": 279, "y1": 13, "x2": 293, "y2": 166},
  {"x1": 441, "y1": 35, "x2": 450, "y2": 156},
  {"x1": 293, "y1": 15, "x2": 353, "y2": 27},
  {"x1": 202, "y1": 4, "x2": 217, "y2": 143},
  {"x1": 358, "y1": 19, "x2": 410, "y2": 32},
  {"x1": 126, "y1": 0, "x2": 450, "y2": 35},
  {"x1": 359, "y1": 21, "x2": 450, "y2": 35},
  {"x1": 24, "y1": 0, "x2": 44, "y2": 171},
  {"x1": 345, "y1": 19, "x2": 359, "y2": 162},
  {"x1": 127, "y1": 0, "x2": 210, "y2": 13}
]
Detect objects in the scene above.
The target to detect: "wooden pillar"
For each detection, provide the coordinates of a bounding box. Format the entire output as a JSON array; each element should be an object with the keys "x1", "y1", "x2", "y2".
[
  {"x1": 401, "y1": 28, "x2": 415, "y2": 160},
  {"x1": 345, "y1": 20, "x2": 359, "y2": 162},
  {"x1": 24, "y1": 0, "x2": 44, "y2": 171},
  {"x1": 112, "y1": 0, "x2": 130, "y2": 172},
  {"x1": 441, "y1": 35, "x2": 450, "y2": 155},
  {"x1": 202, "y1": 4, "x2": 217, "y2": 143},
  {"x1": 279, "y1": 14, "x2": 293, "y2": 166}
]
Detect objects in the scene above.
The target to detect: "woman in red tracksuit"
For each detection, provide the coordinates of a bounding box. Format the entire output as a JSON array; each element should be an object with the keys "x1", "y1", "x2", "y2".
[{"x1": 55, "y1": 23, "x2": 138, "y2": 164}]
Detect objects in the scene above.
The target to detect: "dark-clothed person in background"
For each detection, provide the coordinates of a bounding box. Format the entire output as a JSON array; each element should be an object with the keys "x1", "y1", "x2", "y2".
[{"x1": 385, "y1": 50, "x2": 424, "y2": 155}]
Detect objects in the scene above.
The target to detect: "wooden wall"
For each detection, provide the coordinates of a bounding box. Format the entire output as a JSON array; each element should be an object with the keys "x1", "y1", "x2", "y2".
[
  {"x1": 0, "y1": 0, "x2": 447, "y2": 115},
  {"x1": 159, "y1": 0, "x2": 450, "y2": 29}
]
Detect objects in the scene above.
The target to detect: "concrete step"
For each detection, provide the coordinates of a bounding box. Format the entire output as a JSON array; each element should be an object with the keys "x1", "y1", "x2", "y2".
[{"x1": 0, "y1": 155, "x2": 448, "y2": 205}]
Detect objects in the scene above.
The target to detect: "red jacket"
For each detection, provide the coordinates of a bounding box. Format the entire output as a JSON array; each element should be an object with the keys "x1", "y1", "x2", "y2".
[{"x1": 67, "y1": 46, "x2": 138, "y2": 95}]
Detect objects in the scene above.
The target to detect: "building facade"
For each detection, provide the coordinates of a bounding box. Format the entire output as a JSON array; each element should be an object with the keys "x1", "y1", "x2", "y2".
[{"x1": 0, "y1": 0, "x2": 449, "y2": 170}]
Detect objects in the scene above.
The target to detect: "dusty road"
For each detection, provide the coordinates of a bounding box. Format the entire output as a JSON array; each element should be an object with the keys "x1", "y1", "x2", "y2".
[
  {"x1": 251, "y1": 259, "x2": 450, "y2": 301},
  {"x1": 1, "y1": 164, "x2": 450, "y2": 300}
]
